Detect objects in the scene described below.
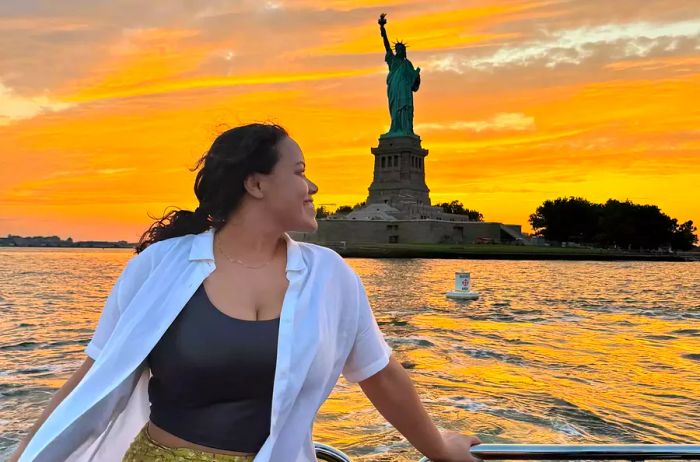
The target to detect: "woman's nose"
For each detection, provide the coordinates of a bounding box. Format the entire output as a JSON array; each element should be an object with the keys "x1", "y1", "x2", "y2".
[{"x1": 308, "y1": 179, "x2": 318, "y2": 194}]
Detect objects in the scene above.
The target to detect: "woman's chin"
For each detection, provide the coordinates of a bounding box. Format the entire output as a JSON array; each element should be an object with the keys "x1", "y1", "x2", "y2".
[
  {"x1": 305, "y1": 217, "x2": 319, "y2": 232},
  {"x1": 290, "y1": 217, "x2": 318, "y2": 234}
]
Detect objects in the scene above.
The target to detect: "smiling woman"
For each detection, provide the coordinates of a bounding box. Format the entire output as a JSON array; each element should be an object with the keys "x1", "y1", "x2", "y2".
[{"x1": 10, "y1": 122, "x2": 482, "y2": 462}]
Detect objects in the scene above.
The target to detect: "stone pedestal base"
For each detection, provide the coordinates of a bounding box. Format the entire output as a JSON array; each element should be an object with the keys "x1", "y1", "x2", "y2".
[{"x1": 367, "y1": 135, "x2": 430, "y2": 207}]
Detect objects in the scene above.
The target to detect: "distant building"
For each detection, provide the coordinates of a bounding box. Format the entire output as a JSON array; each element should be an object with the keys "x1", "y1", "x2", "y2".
[{"x1": 0, "y1": 234, "x2": 134, "y2": 248}]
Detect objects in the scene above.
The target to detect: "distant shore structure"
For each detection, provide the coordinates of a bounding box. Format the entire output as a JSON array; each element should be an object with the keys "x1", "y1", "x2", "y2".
[
  {"x1": 290, "y1": 13, "x2": 524, "y2": 246},
  {"x1": 0, "y1": 234, "x2": 134, "y2": 248}
]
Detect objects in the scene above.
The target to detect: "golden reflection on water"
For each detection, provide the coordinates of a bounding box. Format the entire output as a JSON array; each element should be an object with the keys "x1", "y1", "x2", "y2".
[
  {"x1": 1, "y1": 249, "x2": 699, "y2": 461},
  {"x1": 318, "y1": 258, "x2": 700, "y2": 461}
]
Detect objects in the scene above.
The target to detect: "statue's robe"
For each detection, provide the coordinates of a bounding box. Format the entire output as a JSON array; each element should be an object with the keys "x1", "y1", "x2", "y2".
[{"x1": 384, "y1": 50, "x2": 420, "y2": 136}]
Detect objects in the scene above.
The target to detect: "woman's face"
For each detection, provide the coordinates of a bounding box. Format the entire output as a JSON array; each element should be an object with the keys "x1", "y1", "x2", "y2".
[{"x1": 262, "y1": 135, "x2": 319, "y2": 233}]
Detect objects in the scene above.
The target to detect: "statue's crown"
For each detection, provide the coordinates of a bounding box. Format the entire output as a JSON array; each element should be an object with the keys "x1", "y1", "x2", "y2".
[{"x1": 393, "y1": 39, "x2": 408, "y2": 48}]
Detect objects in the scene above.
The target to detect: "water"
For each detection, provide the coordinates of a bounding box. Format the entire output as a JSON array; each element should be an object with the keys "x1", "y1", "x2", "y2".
[{"x1": 1, "y1": 248, "x2": 699, "y2": 461}]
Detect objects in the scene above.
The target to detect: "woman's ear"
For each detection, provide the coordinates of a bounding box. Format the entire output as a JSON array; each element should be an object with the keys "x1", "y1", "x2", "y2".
[{"x1": 243, "y1": 173, "x2": 265, "y2": 199}]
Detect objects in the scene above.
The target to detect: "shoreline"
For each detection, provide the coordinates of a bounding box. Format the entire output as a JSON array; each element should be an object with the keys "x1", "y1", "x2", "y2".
[
  {"x1": 2, "y1": 242, "x2": 697, "y2": 262},
  {"x1": 319, "y1": 242, "x2": 698, "y2": 262}
]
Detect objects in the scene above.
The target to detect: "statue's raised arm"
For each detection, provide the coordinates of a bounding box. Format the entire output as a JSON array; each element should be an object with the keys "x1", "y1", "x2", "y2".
[{"x1": 378, "y1": 13, "x2": 392, "y2": 55}]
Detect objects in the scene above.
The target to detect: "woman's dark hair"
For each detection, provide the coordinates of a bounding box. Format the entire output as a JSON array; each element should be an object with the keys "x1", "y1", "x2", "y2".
[{"x1": 134, "y1": 122, "x2": 289, "y2": 254}]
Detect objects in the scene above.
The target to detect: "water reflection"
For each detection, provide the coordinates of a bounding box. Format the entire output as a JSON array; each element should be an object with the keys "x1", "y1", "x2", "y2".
[{"x1": 1, "y1": 250, "x2": 699, "y2": 460}]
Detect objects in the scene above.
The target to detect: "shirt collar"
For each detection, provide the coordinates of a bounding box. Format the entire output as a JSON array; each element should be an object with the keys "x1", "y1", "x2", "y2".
[{"x1": 188, "y1": 227, "x2": 305, "y2": 272}]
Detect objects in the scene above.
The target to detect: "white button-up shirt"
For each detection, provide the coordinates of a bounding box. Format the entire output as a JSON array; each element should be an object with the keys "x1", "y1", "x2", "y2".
[{"x1": 19, "y1": 228, "x2": 393, "y2": 462}]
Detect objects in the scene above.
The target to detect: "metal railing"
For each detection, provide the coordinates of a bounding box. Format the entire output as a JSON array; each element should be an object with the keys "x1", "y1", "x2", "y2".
[
  {"x1": 422, "y1": 444, "x2": 700, "y2": 462},
  {"x1": 315, "y1": 442, "x2": 352, "y2": 461},
  {"x1": 313, "y1": 443, "x2": 700, "y2": 462}
]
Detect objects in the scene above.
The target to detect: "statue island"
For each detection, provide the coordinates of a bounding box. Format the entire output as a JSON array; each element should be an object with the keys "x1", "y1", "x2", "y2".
[{"x1": 291, "y1": 13, "x2": 524, "y2": 245}]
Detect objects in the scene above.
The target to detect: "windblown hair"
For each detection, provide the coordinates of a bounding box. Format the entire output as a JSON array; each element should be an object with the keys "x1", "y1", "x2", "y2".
[{"x1": 134, "y1": 123, "x2": 289, "y2": 254}]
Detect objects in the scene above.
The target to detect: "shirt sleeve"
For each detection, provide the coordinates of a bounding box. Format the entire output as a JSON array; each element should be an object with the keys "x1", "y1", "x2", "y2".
[
  {"x1": 84, "y1": 256, "x2": 134, "y2": 360},
  {"x1": 342, "y1": 274, "x2": 393, "y2": 383}
]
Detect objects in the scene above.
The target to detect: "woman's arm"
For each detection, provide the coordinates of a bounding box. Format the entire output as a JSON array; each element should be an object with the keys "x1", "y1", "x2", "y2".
[
  {"x1": 9, "y1": 356, "x2": 95, "y2": 462},
  {"x1": 359, "y1": 356, "x2": 481, "y2": 462}
]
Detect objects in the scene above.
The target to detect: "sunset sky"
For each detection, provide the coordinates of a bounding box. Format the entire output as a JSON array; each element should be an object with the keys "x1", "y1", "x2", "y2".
[{"x1": 1, "y1": 0, "x2": 698, "y2": 242}]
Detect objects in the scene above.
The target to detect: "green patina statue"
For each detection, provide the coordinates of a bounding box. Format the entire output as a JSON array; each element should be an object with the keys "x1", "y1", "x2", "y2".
[{"x1": 378, "y1": 13, "x2": 421, "y2": 139}]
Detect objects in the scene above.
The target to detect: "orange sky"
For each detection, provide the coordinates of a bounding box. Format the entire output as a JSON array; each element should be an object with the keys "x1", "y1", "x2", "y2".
[{"x1": 1, "y1": 0, "x2": 698, "y2": 241}]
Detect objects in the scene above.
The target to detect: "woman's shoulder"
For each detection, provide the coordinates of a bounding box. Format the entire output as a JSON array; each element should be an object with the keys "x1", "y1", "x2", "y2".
[
  {"x1": 123, "y1": 233, "x2": 192, "y2": 276},
  {"x1": 298, "y1": 241, "x2": 359, "y2": 284}
]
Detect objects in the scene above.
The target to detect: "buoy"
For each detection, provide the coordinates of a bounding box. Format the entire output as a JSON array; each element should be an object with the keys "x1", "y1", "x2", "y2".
[{"x1": 446, "y1": 270, "x2": 480, "y2": 300}]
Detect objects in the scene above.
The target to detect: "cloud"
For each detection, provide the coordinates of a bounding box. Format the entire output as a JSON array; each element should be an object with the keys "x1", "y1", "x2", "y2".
[
  {"x1": 604, "y1": 55, "x2": 700, "y2": 71},
  {"x1": 264, "y1": 1, "x2": 284, "y2": 10},
  {"x1": 426, "y1": 19, "x2": 700, "y2": 72},
  {"x1": 0, "y1": 82, "x2": 74, "y2": 125},
  {"x1": 0, "y1": 17, "x2": 92, "y2": 32},
  {"x1": 416, "y1": 112, "x2": 535, "y2": 132},
  {"x1": 65, "y1": 67, "x2": 379, "y2": 103}
]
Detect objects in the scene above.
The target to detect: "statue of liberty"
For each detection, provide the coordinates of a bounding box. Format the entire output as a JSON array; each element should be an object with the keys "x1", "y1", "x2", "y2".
[{"x1": 378, "y1": 13, "x2": 421, "y2": 139}]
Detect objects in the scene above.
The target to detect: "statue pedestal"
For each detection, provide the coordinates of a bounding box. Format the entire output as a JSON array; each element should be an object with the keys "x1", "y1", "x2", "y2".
[
  {"x1": 367, "y1": 135, "x2": 430, "y2": 207},
  {"x1": 379, "y1": 132, "x2": 421, "y2": 142}
]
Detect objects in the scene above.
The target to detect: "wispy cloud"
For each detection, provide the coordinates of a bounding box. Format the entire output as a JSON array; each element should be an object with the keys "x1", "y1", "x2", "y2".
[
  {"x1": 0, "y1": 82, "x2": 73, "y2": 125},
  {"x1": 427, "y1": 19, "x2": 700, "y2": 71},
  {"x1": 416, "y1": 113, "x2": 535, "y2": 132},
  {"x1": 65, "y1": 67, "x2": 380, "y2": 103},
  {"x1": 0, "y1": 16, "x2": 92, "y2": 32},
  {"x1": 604, "y1": 55, "x2": 700, "y2": 71}
]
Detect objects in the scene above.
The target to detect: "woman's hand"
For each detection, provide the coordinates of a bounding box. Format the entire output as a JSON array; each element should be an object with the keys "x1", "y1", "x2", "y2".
[{"x1": 430, "y1": 430, "x2": 483, "y2": 462}]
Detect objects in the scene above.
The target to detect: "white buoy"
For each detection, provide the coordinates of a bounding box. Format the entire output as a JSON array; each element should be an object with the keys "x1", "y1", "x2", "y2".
[{"x1": 446, "y1": 270, "x2": 480, "y2": 300}]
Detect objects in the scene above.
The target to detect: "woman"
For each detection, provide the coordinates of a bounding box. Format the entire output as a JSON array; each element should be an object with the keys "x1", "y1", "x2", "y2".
[{"x1": 11, "y1": 123, "x2": 482, "y2": 462}]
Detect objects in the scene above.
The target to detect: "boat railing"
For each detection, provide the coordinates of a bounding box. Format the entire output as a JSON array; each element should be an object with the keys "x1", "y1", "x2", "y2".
[
  {"x1": 314, "y1": 442, "x2": 700, "y2": 462},
  {"x1": 423, "y1": 444, "x2": 700, "y2": 462},
  {"x1": 315, "y1": 442, "x2": 353, "y2": 461}
]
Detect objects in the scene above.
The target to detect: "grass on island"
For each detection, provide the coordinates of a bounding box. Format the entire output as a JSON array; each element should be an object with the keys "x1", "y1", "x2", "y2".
[
  {"x1": 318, "y1": 241, "x2": 693, "y2": 261},
  {"x1": 328, "y1": 242, "x2": 618, "y2": 254},
  {"x1": 381, "y1": 243, "x2": 611, "y2": 254}
]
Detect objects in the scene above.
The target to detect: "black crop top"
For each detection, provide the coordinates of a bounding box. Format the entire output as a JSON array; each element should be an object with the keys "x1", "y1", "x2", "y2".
[{"x1": 147, "y1": 282, "x2": 280, "y2": 453}]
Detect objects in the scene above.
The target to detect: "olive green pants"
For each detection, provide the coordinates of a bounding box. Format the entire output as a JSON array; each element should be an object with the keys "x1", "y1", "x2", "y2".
[{"x1": 122, "y1": 424, "x2": 256, "y2": 461}]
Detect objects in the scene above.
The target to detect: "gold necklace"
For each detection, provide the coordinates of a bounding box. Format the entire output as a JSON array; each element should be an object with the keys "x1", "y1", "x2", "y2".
[{"x1": 215, "y1": 234, "x2": 280, "y2": 269}]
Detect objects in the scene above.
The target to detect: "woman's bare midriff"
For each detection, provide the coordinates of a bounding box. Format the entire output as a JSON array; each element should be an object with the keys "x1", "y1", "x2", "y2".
[{"x1": 147, "y1": 420, "x2": 257, "y2": 456}]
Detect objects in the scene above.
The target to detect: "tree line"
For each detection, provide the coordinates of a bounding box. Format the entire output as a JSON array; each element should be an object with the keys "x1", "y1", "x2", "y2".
[
  {"x1": 312, "y1": 196, "x2": 697, "y2": 251},
  {"x1": 529, "y1": 197, "x2": 697, "y2": 250}
]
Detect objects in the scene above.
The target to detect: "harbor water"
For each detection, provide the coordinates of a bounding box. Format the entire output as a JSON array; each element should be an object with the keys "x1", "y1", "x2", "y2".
[{"x1": 1, "y1": 247, "x2": 699, "y2": 460}]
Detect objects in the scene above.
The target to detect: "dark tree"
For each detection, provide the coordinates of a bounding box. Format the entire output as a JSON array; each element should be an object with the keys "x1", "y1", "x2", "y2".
[
  {"x1": 529, "y1": 197, "x2": 601, "y2": 243},
  {"x1": 315, "y1": 206, "x2": 330, "y2": 219},
  {"x1": 671, "y1": 220, "x2": 698, "y2": 250},
  {"x1": 437, "y1": 200, "x2": 484, "y2": 221},
  {"x1": 334, "y1": 205, "x2": 353, "y2": 215}
]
